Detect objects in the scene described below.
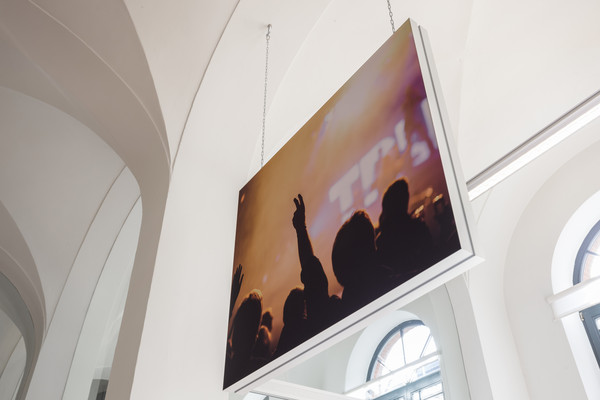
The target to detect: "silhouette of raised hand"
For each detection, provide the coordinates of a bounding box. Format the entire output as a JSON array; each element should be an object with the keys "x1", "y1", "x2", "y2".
[
  {"x1": 293, "y1": 194, "x2": 306, "y2": 230},
  {"x1": 230, "y1": 264, "x2": 244, "y2": 317}
]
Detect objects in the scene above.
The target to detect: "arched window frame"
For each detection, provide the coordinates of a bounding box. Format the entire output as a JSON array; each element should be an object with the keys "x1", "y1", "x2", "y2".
[
  {"x1": 573, "y1": 219, "x2": 600, "y2": 367},
  {"x1": 367, "y1": 320, "x2": 423, "y2": 380},
  {"x1": 360, "y1": 320, "x2": 443, "y2": 400}
]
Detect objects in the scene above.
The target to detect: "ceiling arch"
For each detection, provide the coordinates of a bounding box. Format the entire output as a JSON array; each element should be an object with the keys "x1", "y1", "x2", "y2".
[
  {"x1": 0, "y1": 0, "x2": 171, "y2": 188},
  {"x1": 0, "y1": 0, "x2": 172, "y2": 397}
]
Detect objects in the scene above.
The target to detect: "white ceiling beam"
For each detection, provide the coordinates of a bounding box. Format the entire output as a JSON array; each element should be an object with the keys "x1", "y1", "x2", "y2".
[{"x1": 467, "y1": 89, "x2": 600, "y2": 200}]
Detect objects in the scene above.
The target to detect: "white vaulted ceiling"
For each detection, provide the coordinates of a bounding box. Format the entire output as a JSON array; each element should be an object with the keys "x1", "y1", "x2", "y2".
[
  {"x1": 0, "y1": 0, "x2": 238, "y2": 396},
  {"x1": 0, "y1": 0, "x2": 600, "y2": 399}
]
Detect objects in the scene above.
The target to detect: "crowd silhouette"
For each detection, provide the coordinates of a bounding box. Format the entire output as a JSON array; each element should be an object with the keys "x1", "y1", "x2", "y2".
[{"x1": 224, "y1": 178, "x2": 458, "y2": 388}]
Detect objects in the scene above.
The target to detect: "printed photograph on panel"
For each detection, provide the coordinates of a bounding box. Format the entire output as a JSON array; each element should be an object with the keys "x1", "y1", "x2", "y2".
[{"x1": 224, "y1": 20, "x2": 460, "y2": 389}]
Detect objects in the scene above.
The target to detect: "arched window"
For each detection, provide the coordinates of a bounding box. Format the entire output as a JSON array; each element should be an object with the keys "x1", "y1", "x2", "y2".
[
  {"x1": 574, "y1": 219, "x2": 600, "y2": 367},
  {"x1": 348, "y1": 320, "x2": 443, "y2": 400}
]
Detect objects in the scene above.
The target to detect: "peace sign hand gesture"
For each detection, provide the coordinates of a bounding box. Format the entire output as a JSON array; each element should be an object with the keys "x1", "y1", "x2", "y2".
[{"x1": 292, "y1": 194, "x2": 306, "y2": 230}]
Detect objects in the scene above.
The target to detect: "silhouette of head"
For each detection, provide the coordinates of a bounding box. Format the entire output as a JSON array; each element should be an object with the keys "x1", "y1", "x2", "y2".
[
  {"x1": 231, "y1": 289, "x2": 263, "y2": 358},
  {"x1": 260, "y1": 309, "x2": 273, "y2": 331},
  {"x1": 331, "y1": 210, "x2": 376, "y2": 287},
  {"x1": 253, "y1": 325, "x2": 272, "y2": 359},
  {"x1": 380, "y1": 178, "x2": 410, "y2": 224},
  {"x1": 283, "y1": 287, "x2": 306, "y2": 326}
]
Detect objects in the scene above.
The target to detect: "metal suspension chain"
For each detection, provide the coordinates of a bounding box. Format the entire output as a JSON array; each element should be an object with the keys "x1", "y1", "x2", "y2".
[
  {"x1": 386, "y1": 0, "x2": 395, "y2": 33},
  {"x1": 261, "y1": 24, "x2": 271, "y2": 168}
]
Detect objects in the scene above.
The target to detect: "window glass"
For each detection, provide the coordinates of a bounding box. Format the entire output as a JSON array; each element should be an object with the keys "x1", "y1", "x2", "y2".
[
  {"x1": 403, "y1": 325, "x2": 430, "y2": 364},
  {"x1": 575, "y1": 221, "x2": 600, "y2": 283},
  {"x1": 582, "y1": 252, "x2": 600, "y2": 281},
  {"x1": 372, "y1": 332, "x2": 405, "y2": 377},
  {"x1": 419, "y1": 382, "x2": 443, "y2": 399}
]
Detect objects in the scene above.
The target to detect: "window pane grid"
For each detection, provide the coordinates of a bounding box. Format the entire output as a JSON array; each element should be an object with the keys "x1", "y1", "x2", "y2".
[
  {"x1": 351, "y1": 320, "x2": 443, "y2": 400},
  {"x1": 347, "y1": 354, "x2": 440, "y2": 399},
  {"x1": 419, "y1": 382, "x2": 443, "y2": 399}
]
